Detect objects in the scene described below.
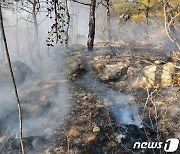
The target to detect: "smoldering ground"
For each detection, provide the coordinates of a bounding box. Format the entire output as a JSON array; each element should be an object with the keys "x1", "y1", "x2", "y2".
[
  {"x1": 0, "y1": 47, "x2": 71, "y2": 152},
  {"x1": 0, "y1": 8, "x2": 72, "y2": 152},
  {"x1": 0, "y1": 1, "x2": 179, "y2": 153}
]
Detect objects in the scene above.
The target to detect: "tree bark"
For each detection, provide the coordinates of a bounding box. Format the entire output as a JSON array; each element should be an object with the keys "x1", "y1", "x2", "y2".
[
  {"x1": 33, "y1": 0, "x2": 38, "y2": 39},
  {"x1": 0, "y1": 3, "x2": 24, "y2": 154},
  {"x1": 65, "y1": 0, "x2": 70, "y2": 47},
  {"x1": 106, "y1": 0, "x2": 111, "y2": 41},
  {"x1": 87, "y1": 0, "x2": 96, "y2": 51},
  {"x1": 0, "y1": 28, "x2": 5, "y2": 63},
  {"x1": 145, "y1": 0, "x2": 150, "y2": 40},
  {"x1": 15, "y1": 1, "x2": 20, "y2": 56}
]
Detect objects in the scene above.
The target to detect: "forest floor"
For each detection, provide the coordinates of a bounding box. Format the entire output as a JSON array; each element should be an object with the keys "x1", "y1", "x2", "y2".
[{"x1": 0, "y1": 41, "x2": 180, "y2": 154}]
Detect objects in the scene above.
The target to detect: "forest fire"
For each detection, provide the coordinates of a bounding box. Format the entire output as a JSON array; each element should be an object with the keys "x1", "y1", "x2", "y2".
[{"x1": 0, "y1": 0, "x2": 180, "y2": 154}]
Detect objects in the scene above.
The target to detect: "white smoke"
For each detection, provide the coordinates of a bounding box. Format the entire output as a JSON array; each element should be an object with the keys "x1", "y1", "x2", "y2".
[
  {"x1": 0, "y1": 5, "x2": 71, "y2": 148},
  {"x1": 110, "y1": 94, "x2": 142, "y2": 128}
]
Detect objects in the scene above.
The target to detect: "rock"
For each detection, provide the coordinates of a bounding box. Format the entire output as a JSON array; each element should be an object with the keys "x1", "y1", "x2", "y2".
[
  {"x1": 114, "y1": 81, "x2": 127, "y2": 90},
  {"x1": 94, "y1": 62, "x2": 128, "y2": 81},
  {"x1": 134, "y1": 64, "x2": 158, "y2": 89},
  {"x1": 68, "y1": 126, "x2": 80, "y2": 137},
  {"x1": 132, "y1": 62, "x2": 177, "y2": 89},
  {"x1": 127, "y1": 66, "x2": 134, "y2": 76},
  {"x1": 161, "y1": 62, "x2": 175, "y2": 87},
  {"x1": 0, "y1": 60, "x2": 32, "y2": 85},
  {"x1": 66, "y1": 54, "x2": 86, "y2": 80},
  {"x1": 116, "y1": 134, "x2": 125, "y2": 143},
  {"x1": 93, "y1": 126, "x2": 100, "y2": 133},
  {"x1": 154, "y1": 60, "x2": 164, "y2": 65},
  {"x1": 82, "y1": 95, "x2": 89, "y2": 101}
]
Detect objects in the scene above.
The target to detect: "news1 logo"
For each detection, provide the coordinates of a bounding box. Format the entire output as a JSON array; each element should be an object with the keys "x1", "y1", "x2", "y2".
[{"x1": 133, "y1": 138, "x2": 179, "y2": 152}]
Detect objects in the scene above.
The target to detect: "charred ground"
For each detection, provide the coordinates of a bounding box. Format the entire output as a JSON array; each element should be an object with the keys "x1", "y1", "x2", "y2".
[{"x1": 0, "y1": 41, "x2": 179, "y2": 154}]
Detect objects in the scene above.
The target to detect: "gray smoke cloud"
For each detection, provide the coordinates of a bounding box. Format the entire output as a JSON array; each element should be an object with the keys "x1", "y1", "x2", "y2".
[
  {"x1": 0, "y1": 7, "x2": 71, "y2": 153},
  {"x1": 0, "y1": 1, "x2": 177, "y2": 152}
]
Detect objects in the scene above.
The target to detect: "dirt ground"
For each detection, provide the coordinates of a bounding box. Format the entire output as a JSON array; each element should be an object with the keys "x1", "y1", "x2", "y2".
[{"x1": 0, "y1": 41, "x2": 179, "y2": 154}]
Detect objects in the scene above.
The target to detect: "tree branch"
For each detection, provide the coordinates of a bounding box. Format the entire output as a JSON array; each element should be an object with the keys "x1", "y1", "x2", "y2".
[
  {"x1": 71, "y1": 0, "x2": 91, "y2": 6},
  {"x1": 163, "y1": 0, "x2": 180, "y2": 50}
]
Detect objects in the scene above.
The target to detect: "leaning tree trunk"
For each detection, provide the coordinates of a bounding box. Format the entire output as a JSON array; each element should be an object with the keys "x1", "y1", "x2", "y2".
[
  {"x1": 0, "y1": 28, "x2": 5, "y2": 63},
  {"x1": 106, "y1": 0, "x2": 111, "y2": 41},
  {"x1": 0, "y1": 3, "x2": 24, "y2": 154},
  {"x1": 33, "y1": 0, "x2": 38, "y2": 39},
  {"x1": 87, "y1": 0, "x2": 96, "y2": 51}
]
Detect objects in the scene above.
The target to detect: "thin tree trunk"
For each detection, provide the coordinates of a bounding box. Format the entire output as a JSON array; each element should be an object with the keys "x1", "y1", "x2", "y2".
[
  {"x1": 33, "y1": 0, "x2": 38, "y2": 39},
  {"x1": 15, "y1": 1, "x2": 20, "y2": 56},
  {"x1": 106, "y1": 0, "x2": 111, "y2": 41},
  {"x1": 65, "y1": 0, "x2": 70, "y2": 47},
  {"x1": 146, "y1": 0, "x2": 150, "y2": 40},
  {"x1": 54, "y1": 0, "x2": 58, "y2": 43},
  {"x1": 87, "y1": 0, "x2": 96, "y2": 51},
  {"x1": 0, "y1": 4, "x2": 24, "y2": 154},
  {"x1": 0, "y1": 29, "x2": 5, "y2": 63}
]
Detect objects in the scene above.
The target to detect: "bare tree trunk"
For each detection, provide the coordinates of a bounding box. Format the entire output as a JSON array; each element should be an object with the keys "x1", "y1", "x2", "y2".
[
  {"x1": 106, "y1": 0, "x2": 111, "y2": 41},
  {"x1": 87, "y1": 0, "x2": 96, "y2": 51},
  {"x1": 65, "y1": 0, "x2": 70, "y2": 47},
  {"x1": 33, "y1": 0, "x2": 38, "y2": 39},
  {"x1": 145, "y1": 0, "x2": 150, "y2": 40},
  {"x1": 0, "y1": 4, "x2": 24, "y2": 154},
  {"x1": 0, "y1": 29, "x2": 5, "y2": 63},
  {"x1": 15, "y1": 1, "x2": 20, "y2": 56}
]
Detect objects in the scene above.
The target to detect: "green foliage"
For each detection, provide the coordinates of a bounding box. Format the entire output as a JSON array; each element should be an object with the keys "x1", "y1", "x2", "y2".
[
  {"x1": 131, "y1": 13, "x2": 146, "y2": 23},
  {"x1": 111, "y1": 0, "x2": 179, "y2": 23}
]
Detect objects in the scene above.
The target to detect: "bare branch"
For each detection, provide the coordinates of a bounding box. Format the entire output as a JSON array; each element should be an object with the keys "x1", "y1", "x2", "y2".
[
  {"x1": 163, "y1": 0, "x2": 180, "y2": 50},
  {"x1": 71, "y1": 0, "x2": 91, "y2": 6}
]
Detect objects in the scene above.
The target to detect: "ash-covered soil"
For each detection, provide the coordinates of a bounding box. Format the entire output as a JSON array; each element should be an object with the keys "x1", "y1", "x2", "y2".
[{"x1": 0, "y1": 42, "x2": 179, "y2": 154}]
